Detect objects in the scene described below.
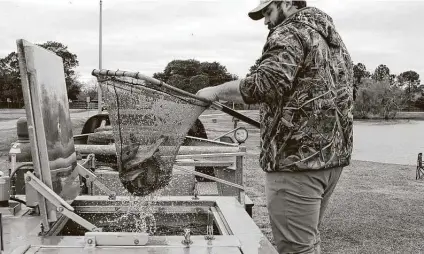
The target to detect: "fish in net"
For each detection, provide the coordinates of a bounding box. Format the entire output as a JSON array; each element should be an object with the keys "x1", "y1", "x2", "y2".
[{"x1": 97, "y1": 75, "x2": 209, "y2": 196}]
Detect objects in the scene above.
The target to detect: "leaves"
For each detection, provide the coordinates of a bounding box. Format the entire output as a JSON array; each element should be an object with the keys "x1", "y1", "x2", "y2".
[
  {"x1": 152, "y1": 59, "x2": 237, "y2": 93},
  {"x1": 372, "y1": 64, "x2": 390, "y2": 81},
  {"x1": 353, "y1": 63, "x2": 369, "y2": 84},
  {"x1": 354, "y1": 79, "x2": 404, "y2": 119},
  {"x1": 0, "y1": 41, "x2": 80, "y2": 102}
]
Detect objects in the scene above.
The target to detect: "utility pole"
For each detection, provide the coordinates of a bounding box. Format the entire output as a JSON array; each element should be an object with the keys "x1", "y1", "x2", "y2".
[{"x1": 98, "y1": 0, "x2": 103, "y2": 113}]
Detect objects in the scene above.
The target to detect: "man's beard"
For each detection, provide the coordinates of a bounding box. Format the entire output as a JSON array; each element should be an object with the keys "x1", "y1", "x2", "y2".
[{"x1": 268, "y1": 11, "x2": 286, "y2": 30}]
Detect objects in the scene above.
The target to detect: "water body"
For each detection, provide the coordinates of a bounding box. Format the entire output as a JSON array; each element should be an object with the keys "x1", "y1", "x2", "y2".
[{"x1": 352, "y1": 120, "x2": 424, "y2": 165}]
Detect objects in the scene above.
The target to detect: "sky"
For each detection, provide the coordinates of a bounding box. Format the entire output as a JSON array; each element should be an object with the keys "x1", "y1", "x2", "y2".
[{"x1": 1, "y1": 0, "x2": 423, "y2": 85}]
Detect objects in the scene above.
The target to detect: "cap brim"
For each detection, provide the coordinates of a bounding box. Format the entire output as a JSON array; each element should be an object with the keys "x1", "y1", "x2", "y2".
[{"x1": 248, "y1": 2, "x2": 272, "y2": 20}]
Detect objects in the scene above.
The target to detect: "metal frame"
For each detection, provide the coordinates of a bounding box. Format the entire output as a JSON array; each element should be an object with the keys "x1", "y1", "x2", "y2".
[
  {"x1": 6, "y1": 196, "x2": 277, "y2": 253},
  {"x1": 75, "y1": 155, "x2": 116, "y2": 200},
  {"x1": 22, "y1": 160, "x2": 117, "y2": 234},
  {"x1": 17, "y1": 39, "x2": 55, "y2": 231},
  {"x1": 24, "y1": 171, "x2": 100, "y2": 233}
]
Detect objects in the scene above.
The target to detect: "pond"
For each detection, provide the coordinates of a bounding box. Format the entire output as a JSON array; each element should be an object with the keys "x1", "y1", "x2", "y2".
[{"x1": 352, "y1": 120, "x2": 424, "y2": 166}]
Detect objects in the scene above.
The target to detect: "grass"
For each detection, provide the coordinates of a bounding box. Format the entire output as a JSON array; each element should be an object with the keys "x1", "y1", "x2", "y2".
[
  {"x1": 1, "y1": 109, "x2": 424, "y2": 253},
  {"x1": 0, "y1": 129, "x2": 18, "y2": 157}
]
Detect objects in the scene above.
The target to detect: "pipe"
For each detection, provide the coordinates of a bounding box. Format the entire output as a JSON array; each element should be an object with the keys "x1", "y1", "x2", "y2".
[{"x1": 74, "y1": 144, "x2": 240, "y2": 155}]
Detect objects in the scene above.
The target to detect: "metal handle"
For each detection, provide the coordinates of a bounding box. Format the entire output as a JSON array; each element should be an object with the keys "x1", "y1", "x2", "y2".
[{"x1": 92, "y1": 69, "x2": 260, "y2": 129}]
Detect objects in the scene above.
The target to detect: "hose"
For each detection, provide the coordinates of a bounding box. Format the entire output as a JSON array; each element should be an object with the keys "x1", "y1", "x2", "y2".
[
  {"x1": 10, "y1": 163, "x2": 33, "y2": 178},
  {"x1": 9, "y1": 197, "x2": 36, "y2": 209}
]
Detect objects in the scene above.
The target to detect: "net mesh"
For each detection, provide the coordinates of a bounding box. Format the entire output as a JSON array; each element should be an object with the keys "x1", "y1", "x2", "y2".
[{"x1": 98, "y1": 76, "x2": 209, "y2": 196}]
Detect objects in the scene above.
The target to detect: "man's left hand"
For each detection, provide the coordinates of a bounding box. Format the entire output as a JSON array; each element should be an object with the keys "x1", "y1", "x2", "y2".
[{"x1": 196, "y1": 86, "x2": 219, "y2": 102}]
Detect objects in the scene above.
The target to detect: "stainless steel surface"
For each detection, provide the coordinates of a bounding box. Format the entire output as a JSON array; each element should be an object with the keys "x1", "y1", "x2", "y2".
[
  {"x1": 84, "y1": 232, "x2": 149, "y2": 247},
  {"x1": 0, "y1": 201, "x2": 22, "y2": 217},
  {"x1": 0, "y1": 176, "x2": 10, "y2": 202},
  {"x1": 17, "y1": 39, "x2": 80, "y2": 228},
  {"x1": 5, "y1": 196, "x2": 277, "y2": 253},
  {"x1": 29, "y1": 247, "x2": 242, "y2": 254}
]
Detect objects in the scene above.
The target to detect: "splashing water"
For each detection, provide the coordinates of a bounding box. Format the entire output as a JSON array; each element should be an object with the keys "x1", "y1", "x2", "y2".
[{"x1": 107, "y1": 194, "x2": 157, "y2": 235}]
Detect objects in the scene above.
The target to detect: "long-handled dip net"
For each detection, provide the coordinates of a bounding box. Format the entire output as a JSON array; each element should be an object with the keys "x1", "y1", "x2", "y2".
[{"x1": 92, "y1": 69, "x2": 260, "y2": 197}]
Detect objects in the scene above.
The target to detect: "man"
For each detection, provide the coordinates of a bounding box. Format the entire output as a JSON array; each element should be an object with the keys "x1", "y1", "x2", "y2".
[{"x1": 196, "y1": 0, "x2": 354, "y2": 253}]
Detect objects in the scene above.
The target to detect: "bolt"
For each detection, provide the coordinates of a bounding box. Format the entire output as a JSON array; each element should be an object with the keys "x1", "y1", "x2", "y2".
[
  {"x1": 87, "y1": 239, "x2": 93, "y2": 245},
  {"x1": 109, "y1": 192, "x2": 116, "y2": 200},
  {"x1": 134, "y1": 239, "x2": 139, "y2": 245},
  {"x1": 57, "y1": 207, "x2": 64, "y2": 212},
  {"x1": 25, "y1": 176, "x2": 31, "y2": 182}
]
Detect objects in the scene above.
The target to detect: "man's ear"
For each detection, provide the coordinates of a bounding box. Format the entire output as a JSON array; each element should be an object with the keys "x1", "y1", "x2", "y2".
[{"x1": 278, "y1": 0, "x2": 292, "y2": 11}]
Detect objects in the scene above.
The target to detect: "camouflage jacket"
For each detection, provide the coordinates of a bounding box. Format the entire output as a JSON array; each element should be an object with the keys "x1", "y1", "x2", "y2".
[{"x1": 240, "y1": 7, "x2": 354, "y2": 172}]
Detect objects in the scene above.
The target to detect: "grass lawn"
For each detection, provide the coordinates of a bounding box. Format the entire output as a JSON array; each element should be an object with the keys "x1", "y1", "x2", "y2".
[{"x1": 1, "y1": 110, "x2": 424, "y2": 253}]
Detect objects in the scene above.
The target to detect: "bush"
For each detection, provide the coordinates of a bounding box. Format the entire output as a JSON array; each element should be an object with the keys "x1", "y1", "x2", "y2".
[{"x1": 354, "y1": 79, "x2": 404, "y2": 119}]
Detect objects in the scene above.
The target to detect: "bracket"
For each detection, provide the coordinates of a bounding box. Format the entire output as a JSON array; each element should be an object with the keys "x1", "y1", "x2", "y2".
[
  {"x1": 84, "y1": 232, "x2": 149, "y2": 248},
  {"x1": 24, "y1": 172, "x2": 102, "y2": 233},
  {"x1": 61, "y1": 153, "x2": 116, "y2": 200},
  {"x1": 75, "y1": 163, "x2": 116, "y2": 200}
]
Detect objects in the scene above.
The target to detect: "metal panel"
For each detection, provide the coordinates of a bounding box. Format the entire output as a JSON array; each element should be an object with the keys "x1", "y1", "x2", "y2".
[
  {"x1": 16, "y1": 39, "x2": 79, "y2": 225},
  {"x1": 29, "y1": 246, "x2": 242, "y2": 254}
]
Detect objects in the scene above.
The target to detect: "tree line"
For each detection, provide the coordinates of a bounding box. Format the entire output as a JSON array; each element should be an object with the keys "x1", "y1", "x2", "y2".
[
  {"x1": 352, "y1": 63, "x2": 422, "y2": 119},
  {"x1": 1, "y1": 40, "x2": 422, "y2": 120},
  {"x1": 0, "y1": 41, "x2": 83, "y2": 104}
]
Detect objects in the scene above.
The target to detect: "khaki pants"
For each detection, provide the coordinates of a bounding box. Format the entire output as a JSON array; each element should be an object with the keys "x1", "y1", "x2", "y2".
[{"x1": 266, "y1": 167, "x2": 343, "y2": 254}]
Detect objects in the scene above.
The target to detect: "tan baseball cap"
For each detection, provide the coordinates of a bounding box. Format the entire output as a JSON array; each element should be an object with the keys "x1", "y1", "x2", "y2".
[{"x1": 248, "y1": 0, "x2": 276, "y2": 20}]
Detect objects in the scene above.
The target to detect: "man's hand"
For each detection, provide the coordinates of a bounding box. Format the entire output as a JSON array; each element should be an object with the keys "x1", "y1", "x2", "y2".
[
  {"x1": 196, "y1": 80, "x2": 244, "y2": 103},
  {"x1": 196, "y1": 86, "x2": 219, "y2": 102}
]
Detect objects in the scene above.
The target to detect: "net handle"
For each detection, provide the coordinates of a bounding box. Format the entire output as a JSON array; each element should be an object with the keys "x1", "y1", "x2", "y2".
[{"x1": 92, "y1": 69, "x2": 260, "y2": 129}]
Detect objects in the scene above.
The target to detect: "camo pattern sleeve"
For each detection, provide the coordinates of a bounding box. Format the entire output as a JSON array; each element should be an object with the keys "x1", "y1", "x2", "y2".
[{"x1": 240, "y1": 29, "x2": 304, "y2": 105}]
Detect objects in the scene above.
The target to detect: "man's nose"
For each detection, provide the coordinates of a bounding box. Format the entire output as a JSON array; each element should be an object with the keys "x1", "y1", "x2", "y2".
[{"x1": 264, "y1": 17, "x2": 270, "y2": 26}]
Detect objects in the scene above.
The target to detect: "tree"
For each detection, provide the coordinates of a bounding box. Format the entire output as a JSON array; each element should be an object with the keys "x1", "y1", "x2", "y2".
[
  {"x1": 153, "y1": 59, "x2": 237, "y2": 93},
  {"x1": 398, "y1": 70, "x2": 420, "y2": 88},
  {"x1": 0, "y1": 41, "x2": 81, "y2": 102},
  {"x1": 398, "y1": 70, "x2": 420, "y2": 110},
  {"x1": 189, "y1": 75, "x2": 210, "y2": 94},
  {"x1": 353, "y1": 63, "x2": 369, "y2": 84},
  {"x1": 372, "y1": 64, "x2": 390, "y2": 81},
  {"x1": 0, "y1": 52, "x2": 22, "y2": 102},
  {"x1": 354, "y1": 79, "x2": 404, "y2": 119},
  {"x1": 67, "y1": 77, "x2": 83, "y2": 101},
  {"x1": 77, "y1": 80, "x2": 99, "y2": 101},
  {"x1": 353, "y1": 63, "x2": 371, "y2": 100}
]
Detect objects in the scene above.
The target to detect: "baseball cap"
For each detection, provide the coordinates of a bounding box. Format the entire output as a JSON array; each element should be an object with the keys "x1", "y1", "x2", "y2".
[{"x1": 248, "y1": 0, "x2": 276, "y2": 20}]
